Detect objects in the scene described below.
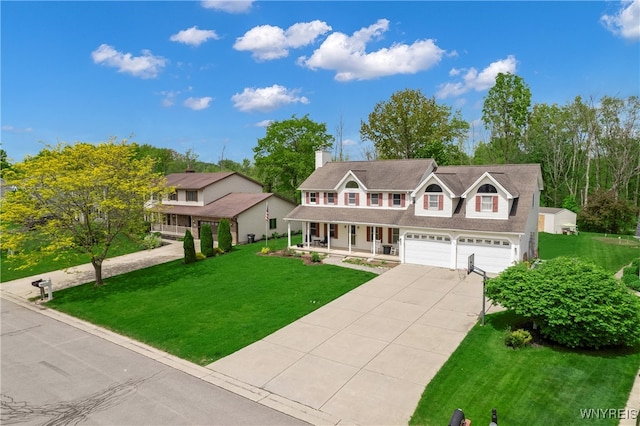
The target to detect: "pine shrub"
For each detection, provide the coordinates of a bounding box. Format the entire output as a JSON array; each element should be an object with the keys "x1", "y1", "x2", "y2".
[
  {"x1": 218, "y1": 219, "x2": 233, "y2": 253},
  {"x1": 200, "y1": 223, "x2": 214, "y2": 257},
  {"x1": 183, "y1": 230, "x2": 197, "y2": 264}
]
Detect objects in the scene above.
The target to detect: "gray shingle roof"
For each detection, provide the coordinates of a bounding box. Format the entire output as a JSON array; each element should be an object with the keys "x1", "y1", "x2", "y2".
[
  {"x1": 160, "y1": 193, "x2": 275, "y2": 219},
  {"x1": 539, "y1": 207, "x2": 564, "y2": 214},
  {"x1": 299, "y1": 159, "x2": 436, "y2": 191}
]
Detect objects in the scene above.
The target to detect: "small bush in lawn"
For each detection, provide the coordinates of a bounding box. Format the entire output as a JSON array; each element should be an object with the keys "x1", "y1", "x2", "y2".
[
  {"x1": 141, "y1": 232, "x2": 162, "y2": 250},
  {"x1": 261, "y1": 247, "x2": 271, "y2": 254},
  {"x1": 281, "y1": 248, "x2": 296, "y2": 257},
  {"x1": 504, "y1": 328, "x2": 533, "y2": 349},
  {"x1": 217, "y1": 219, "x2": 233, "y2": 253},
  {"x1": 486, "y1": 257, "x2": 640, "y2": 349},
  {"x1": 213, "y1": 247, "x2": 224, "y2": 256},
  {"x1": 311, "y1": 252, "x2": 321, "y2": 263},
  {"x1": 200, "y1": 223, "x2": 214, "y2": 258},
  {"x1": 271, "y1": 232, "x2": 280, "y2": 240},
  {"x1": 183, "y1": 230, "x2": 197, "y2": 264},
  {"x1": 622, "y1": 258, "x2": 640, "y2": 291},
  {"x1": 195, "y1": 252, "x2": 206, "y2": 261}
]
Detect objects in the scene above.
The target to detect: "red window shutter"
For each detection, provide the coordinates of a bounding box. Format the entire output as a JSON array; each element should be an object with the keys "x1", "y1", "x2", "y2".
[
  {"x1": 306, "y1": 192, "x2": 310, "y2": 204},
  {"x1": 423, "y1": 195, "x2": 429, "y2": 209},
  {"x1": 377, "y1": 227, "x2": 382, "y2": 240},
  {"x1": 476, "y1": 196, "x2": 481, "y2": 212},
  {"x1": 356, "y1": 193, "x2": 360, "y2": 206},
  {"x1": 334, "y1": 224, "x2": 338, "y2": 239},
  {"x1": 438, "y1": 195, "x2": 443, "y2": 210},
  {"x1": 388, "y1": 193, "x2": 392, "y2": 206},
  {"x1": 344, "y1": 193, "x2": 348, "y2": 205},
  {"x1": 323, "y1": 192, "x2": 327, "y2": 204},
  {"x1": 493, "y1": 196, "x2": 498, "y2": 212},
  {"x1": 367, "y1": 193, "x2": 371, "y2": 206},
  {"x1": 379, "y1": 193, "x2": 383, "y2": 207},
  {"x1": 366, "y1": 226, "x2": 371, "y2": 242},
  {"x1": 388, "y1": 228, "x2": 392, "y2": 243},
  {"x1": 315, "y1": 223, "x2": 320, "y2": 237},
  {"x1": 401, "y1": 194, "x2": 406, "y2": 207}
]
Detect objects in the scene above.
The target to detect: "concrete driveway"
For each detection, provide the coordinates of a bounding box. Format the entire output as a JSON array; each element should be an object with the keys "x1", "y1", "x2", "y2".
[{"x1": 209, "y1": 263, "x2": 492, "y2": 425}]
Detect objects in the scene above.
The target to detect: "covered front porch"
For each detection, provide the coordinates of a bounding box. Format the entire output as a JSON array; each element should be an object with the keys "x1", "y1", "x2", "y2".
[{"x1": 285, "y1": 220, "x2": 401, "y2": 260}]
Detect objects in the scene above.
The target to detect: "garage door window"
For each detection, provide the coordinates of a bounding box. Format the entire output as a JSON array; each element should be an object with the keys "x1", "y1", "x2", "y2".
[{"x1": 459, "y1": 237, "x2": 510, "y2": 247}]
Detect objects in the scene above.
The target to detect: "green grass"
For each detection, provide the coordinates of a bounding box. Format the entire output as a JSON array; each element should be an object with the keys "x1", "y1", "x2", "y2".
[
  {"x1": 1, "y1": 233, "x2": 147, "y2": 283},
  {"x1": 539, "y1": 231, "x2": 640, "y2": 273},
  {"x1": 47, "y1": 236, "x2": 376, "y2": 365},
  {"x1": 410, "y1": 311, "x2": 640, "y2": 426}
]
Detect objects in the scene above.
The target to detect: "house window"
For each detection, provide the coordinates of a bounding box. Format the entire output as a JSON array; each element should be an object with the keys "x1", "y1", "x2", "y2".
[
  {"x1": 186, "y1": 190, "x2": 198, "y2": 202},
  {"x1": 392, "y1": 228, "x2": 399, "y2": 244},
  {"x1": 269, "y1": 218, "x2": 277, "y2": 230},
  {"x1": 481, "y1": 196, "x2": 494, "y2": 212},
  {"x1": 346, "y1": 180, "x2": 359, "y2": 189},
  {"x1": 392, "y1": 193, "x2": 402, "y2": 206},
  {"x1": 348, "y1": 193, "x2": 357, "y2": 205},
  {"x1": 368, "y1": 226, "x2": 382, "y2": 241},
  {"x1": 310, "y1": 192, "x2": 317, "y2": 204},
  {"x1": 327, "y1": 193, "x2": 335, "y2": 204},
  {"x1": 329, "y1": 224, "x2": 338, "y2": 238},
  {"x1": 425, "y1": 184, "x2": 442, "y2": 192},
  {"x1": 370, "y1": 193, "x2": 379, "y2": 206},
  {"x1": 478, "y1": 184, "x2": 498, "y2": 193},
  {"x1": 428, "y1": 195, "x2": 440, "y2": 210},
  {"x1": 309, "y1": 222, "x2": 319, "y2": 237},
  {"x1": 169, "y1": 192, "x2": 177, "y2": 201}
]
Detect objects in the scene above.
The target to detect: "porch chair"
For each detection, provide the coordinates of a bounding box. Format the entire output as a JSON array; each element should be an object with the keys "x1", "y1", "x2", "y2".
[{"x1": 375, "y1": 240, "x2": 382, "y2": 254}]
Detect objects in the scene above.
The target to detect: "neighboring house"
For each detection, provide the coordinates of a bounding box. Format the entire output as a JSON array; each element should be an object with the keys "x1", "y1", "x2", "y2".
[
  {"x1": 538, "y1": 207, "x2": 578, "y2": 234},
  {"x1": 152, "y1": 172, "x2": 300, "y2": 244},
  {"x1": 284, "y1": 150, "x2": 543, "y2": 273}
]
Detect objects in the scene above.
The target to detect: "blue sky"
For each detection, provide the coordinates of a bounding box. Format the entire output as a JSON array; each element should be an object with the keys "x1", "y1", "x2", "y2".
[{"x1": 2, "y1": 1, "x2": 639, "y2": 165}]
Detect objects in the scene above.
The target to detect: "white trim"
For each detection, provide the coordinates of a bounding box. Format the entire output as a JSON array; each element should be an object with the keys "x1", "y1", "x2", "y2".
[{"x1": 460, "y1": 171, "x2": 515, "y2": 200}]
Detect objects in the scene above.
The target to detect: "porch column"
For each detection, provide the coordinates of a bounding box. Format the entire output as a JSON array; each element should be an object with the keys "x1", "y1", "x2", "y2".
[
  {"x1": 287, "y1": 222, "x2": 291, "y2": 248},
  {"x1": 372, "y1": 235, "x2": 376, "y2": 256},
  {"x1": 327, "y1": 224, "x2": 331, "y2": 251},
  {"x1": 306, "y1": 222, "x2": 311, "y2": 249},
  {"x1": 348, "y1": 225, "x2": 352, "y2": 254}
]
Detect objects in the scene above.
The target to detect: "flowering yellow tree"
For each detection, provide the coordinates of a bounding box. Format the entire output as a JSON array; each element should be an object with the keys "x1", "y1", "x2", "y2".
[{"x1": 1, "y1": 139, "x2": 172, "y2": 286}]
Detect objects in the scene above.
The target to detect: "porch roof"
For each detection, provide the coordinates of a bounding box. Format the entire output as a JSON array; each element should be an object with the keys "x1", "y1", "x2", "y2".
[
  {"x1": 284, "y1": 205, "x2": 406, "y2": 227},
  {"x1": 159, "y1": 192, "x2": 272, "y2": 219}
]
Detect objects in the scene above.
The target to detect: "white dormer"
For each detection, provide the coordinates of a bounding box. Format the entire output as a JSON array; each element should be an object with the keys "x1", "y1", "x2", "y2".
[
  {"x1": 461, "y1": 172, "x2": 516, "y2": 220},
  {"x1": 412, "y1": 174, "x2": 456, "y2": 217}
]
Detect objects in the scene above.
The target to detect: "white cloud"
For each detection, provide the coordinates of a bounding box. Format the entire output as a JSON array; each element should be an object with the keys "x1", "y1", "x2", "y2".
[
  {"x1": 91, "y1": 44, "x2": 166, "y2": 79},
  {"x1": 201, "y1": 1, "x2": 253, "y2": 13},
  {"x1": 299, "y1": 19, "x2": 445, "y2": 81},
  {"x1": 601, "y1": 0, "x2": 640, "y2": 41},
  {"x1": 255, "y1": 119, "x2": 274, "y2": 127},
  {"x1": 184, "y1": 96, "x2": 213, "y2": 110},
  {"x1": 234, "y1": 20, "x2": 331, "y2": 61},
  {"x1": 231, "y1": 84, "x2": 309, "y2": 112},
  {"x1": 2, "y1": 125, "x2": 33, "y2": 133},
  {"x1": 342, "y1": 138, "x2": 358, "y2": 146},
  {"x1": 170, "y1": 26, "x2": 220, "y2": 47},
  {"x1": 436, "y1": 55, "x2": 518, "y2": 98}
]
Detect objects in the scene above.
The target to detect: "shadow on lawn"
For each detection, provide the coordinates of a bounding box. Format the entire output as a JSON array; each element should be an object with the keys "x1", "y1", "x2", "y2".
[{"x1": 485, "y1": 310, "x2": 640, "y2": 359}]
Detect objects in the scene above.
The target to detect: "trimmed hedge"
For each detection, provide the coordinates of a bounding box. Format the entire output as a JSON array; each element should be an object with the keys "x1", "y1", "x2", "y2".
[
  {"x1": 183, "y1": 230, "x2": 197, "y2": 264},
  {"x1": 622, "y1": 258, "x2": 640, "y2": 291},
  {"x1": 218, "y1": 219, "x2": 232, "y2": 253},
  {"x1": 200, "y1": 223, "x2": 214, "y2": 258}
]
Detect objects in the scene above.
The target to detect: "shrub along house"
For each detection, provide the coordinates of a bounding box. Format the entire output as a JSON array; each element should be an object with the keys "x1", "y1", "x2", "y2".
[
  {"x1": 152, "y1": 171, "x2": 300, "y2": 244},
  {"x1": 284, "y1": 150, "x2": 543, "y2": 273}
]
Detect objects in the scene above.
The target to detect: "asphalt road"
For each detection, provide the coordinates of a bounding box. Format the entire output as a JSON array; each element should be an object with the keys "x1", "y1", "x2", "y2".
[{"x1": 0, "y1": 299, "x2": 308, "y2": 426}]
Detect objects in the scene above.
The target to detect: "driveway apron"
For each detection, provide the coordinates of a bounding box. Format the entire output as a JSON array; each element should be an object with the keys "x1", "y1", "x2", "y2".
[{"x1": 208, "y1": 264, "x2": 489, "y2": 425}]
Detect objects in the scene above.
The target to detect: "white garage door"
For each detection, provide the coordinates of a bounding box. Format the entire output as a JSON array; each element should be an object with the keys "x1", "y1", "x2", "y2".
[
  {"x1": 456, "y1": 237, "x2": 512, "y2": 273},
  {"x1": 404, "y1": 233, "x2": 451, "y2": 268}
]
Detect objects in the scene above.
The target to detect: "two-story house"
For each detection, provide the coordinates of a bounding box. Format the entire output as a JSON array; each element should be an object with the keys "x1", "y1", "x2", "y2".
[
  {"x1": 153, "y1": 171, "x2": 300, "y2": 244},
  {"x1": 284, "y1": 150, "x2": 543, "y2": 273}
]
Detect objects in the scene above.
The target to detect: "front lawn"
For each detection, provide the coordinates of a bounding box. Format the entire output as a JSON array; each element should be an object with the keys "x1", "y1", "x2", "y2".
[
  {"x1": 47, "y1": 237, "x2": 376, "y2": 365},
  {"x1": 539, "y1": 231, "x2": 640, "y2": 273},
  {"x1": 410, "y1": 311, "x2": 640, "y2": 426},
  {"x1": 1, "y1": 232, "x2": 146, "y2": 282}
]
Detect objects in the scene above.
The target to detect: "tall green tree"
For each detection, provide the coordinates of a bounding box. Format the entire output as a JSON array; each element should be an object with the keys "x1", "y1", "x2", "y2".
[
  {"x1": 1, "y1": 139, "x2": 171, "y2": 286},
  {"x1": 0, "y1": 149, "x2": 12, "y2": 177},
  {"x1": 481, "y1": 73, "x2": 532, "y2": 164},
  {"x1": 360, "y1": 88, "x2": 469, "y2": 163},
  {"x1": 254, "y1": 114, "x2": 333, "y2": 202},
  {"x1": 577, "y1": 190, "x2": 637, "y2": 234}
]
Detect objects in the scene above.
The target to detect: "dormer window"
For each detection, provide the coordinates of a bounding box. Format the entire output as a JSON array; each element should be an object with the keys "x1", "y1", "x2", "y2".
[
  {"x1": 476, "y1": 184, "x2": 498, "y2": 212},
  {"x1": 309, "y1": 192, "x2": 317, "y2": 204},
  {"x1": 424, "y1": 184, "x2": 443, "y2": 211},
  {"x1": 348, "y1": 193, "x2": 357, "y2": 205},
  {"x1": 346, "y1": 180, "x2": 359, "y2": 189}
]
